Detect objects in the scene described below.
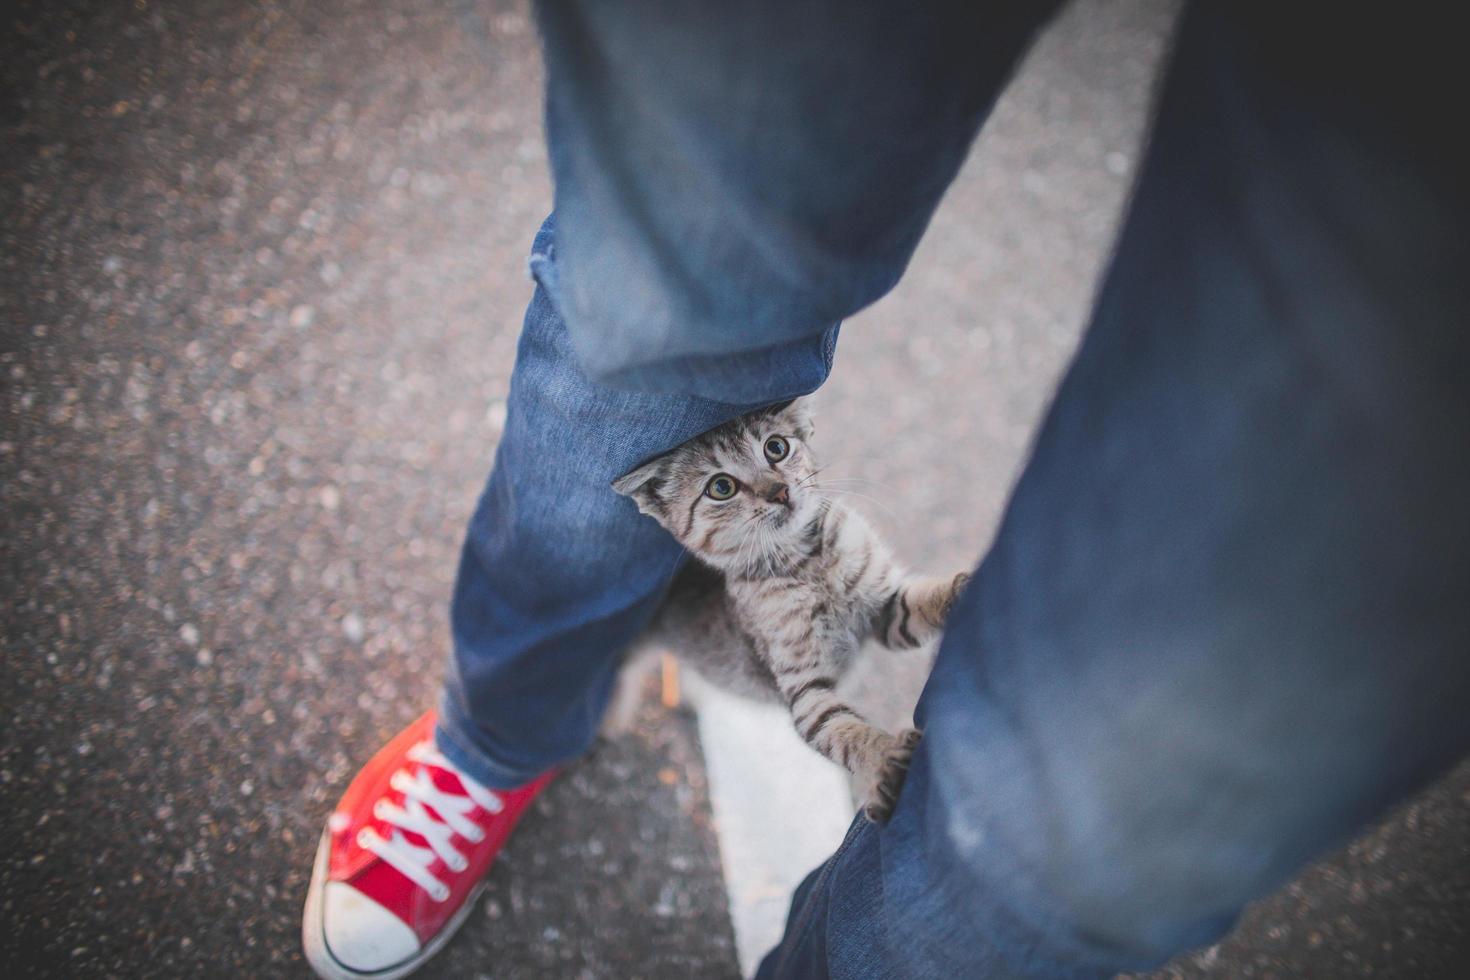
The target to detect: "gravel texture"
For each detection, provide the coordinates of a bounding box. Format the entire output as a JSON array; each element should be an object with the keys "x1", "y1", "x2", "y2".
[
  {"x1": 3, "y1": 0, "x2": 1467, "y2": 977},
  {"x1": 2, "y1": 1, "x2": 734, "y2": 976}
]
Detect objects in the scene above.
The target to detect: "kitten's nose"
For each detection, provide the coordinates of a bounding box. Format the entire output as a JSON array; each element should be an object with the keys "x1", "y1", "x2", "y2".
[{"x1": 765, "y1": 482, "x2": 790, "y2": 506}]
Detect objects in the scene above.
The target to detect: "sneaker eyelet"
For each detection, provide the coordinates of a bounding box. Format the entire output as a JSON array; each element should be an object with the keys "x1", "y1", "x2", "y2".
[
  {"x1": 372, "y1": 800, "x2": 388, "y2": 819},
  {"x1": 431, "y1": 884, "x2": 450, "y2": 902},
  {"x1": 355, "y1": 829, "x2": 372, "y2": 847}
]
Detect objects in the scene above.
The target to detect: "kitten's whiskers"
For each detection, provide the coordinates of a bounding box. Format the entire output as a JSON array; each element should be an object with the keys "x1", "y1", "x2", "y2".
[{"x1": 810, "y1": 488, "x2": 899, "y2": 523}]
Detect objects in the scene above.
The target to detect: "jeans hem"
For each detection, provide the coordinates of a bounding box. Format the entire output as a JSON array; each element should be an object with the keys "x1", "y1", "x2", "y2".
[{"x1": 433, "y1": 693, "x2": 559, "y2": 790}]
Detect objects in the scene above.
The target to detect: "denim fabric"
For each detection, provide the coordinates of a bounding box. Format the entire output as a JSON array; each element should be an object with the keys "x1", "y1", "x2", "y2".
[
  {"x1": 758, "y1": 3, "x2": 1470, "y2": 977},
  {"x1": 531, "y1": 0, "x2": 1062, "y2": 394},
  {"x1": 442, "y1": 0, "x2": 1470, "y2": 976}
]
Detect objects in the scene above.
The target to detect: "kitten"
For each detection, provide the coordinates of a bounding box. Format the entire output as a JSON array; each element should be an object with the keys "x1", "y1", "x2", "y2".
[{"x1": 612, "y1": 398, "x2": 968, "y2": 821}]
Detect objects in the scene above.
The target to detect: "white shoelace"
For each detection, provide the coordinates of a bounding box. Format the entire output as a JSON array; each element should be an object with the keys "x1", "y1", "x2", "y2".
[{"x1": 356, "y1": 741, "x2": 504, "y2": 901}]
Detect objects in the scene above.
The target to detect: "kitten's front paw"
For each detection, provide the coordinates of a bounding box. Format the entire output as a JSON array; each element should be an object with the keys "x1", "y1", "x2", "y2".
[
  {"x1": 941, "y1": 572, "x2": 971, "y2": 619},
  {"x1": 863, "y1": 728, "x2": 923, "y2": 823}
]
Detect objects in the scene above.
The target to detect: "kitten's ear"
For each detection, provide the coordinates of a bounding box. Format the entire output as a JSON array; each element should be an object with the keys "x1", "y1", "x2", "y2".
[
  {"x1": 772, "y1": 396, "x2": 815, "y2": 440},
  {"x1": 611, "y1": 458, "x2": 671, "y2": 520}
]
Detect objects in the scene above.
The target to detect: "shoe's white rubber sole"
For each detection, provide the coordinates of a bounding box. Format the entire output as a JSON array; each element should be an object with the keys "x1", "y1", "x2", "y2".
[{"x1": 301, "y1": 830, "x2": 488, "y2": 980}]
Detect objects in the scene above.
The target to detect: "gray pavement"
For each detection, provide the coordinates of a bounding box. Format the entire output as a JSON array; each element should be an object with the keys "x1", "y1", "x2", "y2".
[{"x1": 3, "y1": 0, "x2": 1468, "y2": 978}]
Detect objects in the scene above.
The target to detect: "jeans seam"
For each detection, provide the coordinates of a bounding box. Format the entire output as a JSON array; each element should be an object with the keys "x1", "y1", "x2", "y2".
[
  {"x1": 821, "y1": 324, "x2": 839, "y2": 372},
  {"x1": 771, "y1": 816, "x2": 872, "y2": 976}
]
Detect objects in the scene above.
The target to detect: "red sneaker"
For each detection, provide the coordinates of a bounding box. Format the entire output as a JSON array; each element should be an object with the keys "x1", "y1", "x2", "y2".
[{"x1": 302, "y1": 711, "x2": 554, "y2": 979}]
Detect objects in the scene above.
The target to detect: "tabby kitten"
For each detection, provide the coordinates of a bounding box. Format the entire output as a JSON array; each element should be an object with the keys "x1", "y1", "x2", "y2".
[{"x1": 612, "y1": 398, "x2": 967, "y2": 821}]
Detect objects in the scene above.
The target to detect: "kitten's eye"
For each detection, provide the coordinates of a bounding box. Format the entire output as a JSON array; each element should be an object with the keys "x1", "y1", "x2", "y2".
[
  {"x1": 764, "y1": 436, "x2": 790, "y2": 462},
  {"x1": 705, "y1": 474, "x2": 738, "y2": 500}
]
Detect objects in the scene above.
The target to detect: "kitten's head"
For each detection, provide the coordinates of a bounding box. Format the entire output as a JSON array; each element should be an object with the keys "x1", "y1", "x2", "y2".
[{"x1": 612, "y1": 399, "x2": 821, "y2": 573}]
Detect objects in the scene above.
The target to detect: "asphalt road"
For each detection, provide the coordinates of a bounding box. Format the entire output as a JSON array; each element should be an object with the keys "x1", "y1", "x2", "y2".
[{"x1": 3, "y1": 0, "x2": 1468, "y2": 977}]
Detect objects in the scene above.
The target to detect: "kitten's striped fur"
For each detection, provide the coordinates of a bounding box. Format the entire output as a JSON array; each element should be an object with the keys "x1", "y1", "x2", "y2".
[{"x1": 612, "y1": 398, "x2": 968, "y2": 821}]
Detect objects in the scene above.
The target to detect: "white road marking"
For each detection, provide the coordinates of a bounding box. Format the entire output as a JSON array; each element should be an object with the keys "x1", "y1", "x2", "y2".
[{"x1": 684, "y1": 674, "x2": 855, "y2": 978}]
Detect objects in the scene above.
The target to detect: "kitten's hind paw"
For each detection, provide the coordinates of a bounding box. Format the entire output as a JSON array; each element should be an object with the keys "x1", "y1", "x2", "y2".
[{"x1": 863, "y1": 728, "x2": 923, "y2": 824}]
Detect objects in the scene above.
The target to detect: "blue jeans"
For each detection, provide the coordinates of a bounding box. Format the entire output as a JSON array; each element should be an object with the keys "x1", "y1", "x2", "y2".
[{"x1": 437, "y1": 1, "x2": 1470, "y2": 976}]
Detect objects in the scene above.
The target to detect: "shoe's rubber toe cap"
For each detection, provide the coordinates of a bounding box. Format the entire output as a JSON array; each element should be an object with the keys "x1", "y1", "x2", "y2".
[{"x1": 322, "y1": 882, "x2": 422, "y2": 973}]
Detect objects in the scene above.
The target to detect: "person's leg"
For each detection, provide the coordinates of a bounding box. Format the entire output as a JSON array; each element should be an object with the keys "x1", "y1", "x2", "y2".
[
  {"x1": 436, "y1": 0, "x2": 1064, "y2": 787},
  {"x1": 759, "y1": 2, "x2": 1470, "y2": 977},
  {"x1": 308, "y1": 4, "x2": 1067, "y2": 974}
]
